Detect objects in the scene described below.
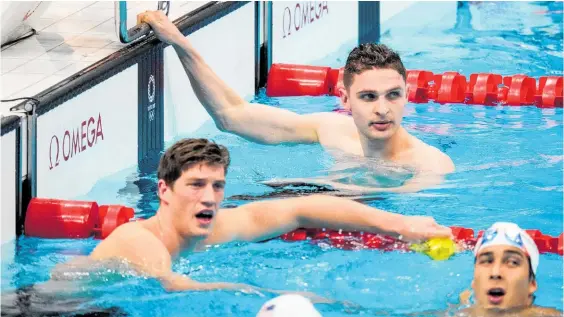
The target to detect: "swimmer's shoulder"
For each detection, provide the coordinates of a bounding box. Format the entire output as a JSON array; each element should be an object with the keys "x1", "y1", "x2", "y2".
[
  {"x1": 408, "y1": 135, "x2": 455, "y2": 174},
  {"x1": 529, "y1": 306, "x2": 563, "y2": 316},
  {"x1": 318, "y1": 111, "x2": 355, "y2": 123},
  {"x1": 50, "y1": 222, "x2": 164, "y2": 281},
  {"x1": 90, "y1": 220, "x2": 170, "y2": 267},
  {"x1": 450, "y1": 306, "x2": 563, "y2": 317},
  {"x1": 307, "y1": 112, "x2": 360, "y2": 151}
]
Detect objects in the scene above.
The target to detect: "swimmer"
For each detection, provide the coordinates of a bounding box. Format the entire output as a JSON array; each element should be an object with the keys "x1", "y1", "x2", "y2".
[
  {"x1": 457, "y1": 222, "x2": 563, "y2": 316},
  {"x1": 138, "y1": 10, "x2": 455, "y2": 194},
  {"x1": 416, "y1": 222, "x2": 563, "y2": 316},
  {"x1": 51, "y1": 138, "x2": 452, "y2": 296}
]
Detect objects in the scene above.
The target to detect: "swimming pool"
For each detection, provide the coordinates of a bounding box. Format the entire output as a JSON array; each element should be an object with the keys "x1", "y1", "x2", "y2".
[{"x1": 2, "y1": 1, "x2": 563, "y2": 316}]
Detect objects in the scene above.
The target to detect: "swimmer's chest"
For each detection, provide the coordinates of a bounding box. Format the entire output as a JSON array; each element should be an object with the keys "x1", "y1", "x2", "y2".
[{"x1": 329, "y1": 159, "x2": 415, "y2": 188}]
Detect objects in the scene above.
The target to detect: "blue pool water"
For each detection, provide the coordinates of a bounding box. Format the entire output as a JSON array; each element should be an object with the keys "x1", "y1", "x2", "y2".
[{"x1": 2, "y1": 2, "x2": 563, "y2": 316}]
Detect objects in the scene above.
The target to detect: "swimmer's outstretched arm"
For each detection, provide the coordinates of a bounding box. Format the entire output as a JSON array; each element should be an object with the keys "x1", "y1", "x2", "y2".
[
  {"x1": 160, "y1": 273, "x2": 334, "y2": 303},
  {"x1": 206, "y1": 194, "x2": 453, "y2": 245},
  {"x1": 158, "y1": 272, "x2": 259, "y2": 293},
  {"x1": 87, "y1": 226, "x2": 330, "y2": 300},
  {"x1": 139, "y1": 10, "x2": 325, "y2": 145}
]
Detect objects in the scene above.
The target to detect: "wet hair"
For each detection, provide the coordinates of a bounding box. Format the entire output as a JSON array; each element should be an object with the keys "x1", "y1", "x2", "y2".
[
  {"x1": 157, "y1": 138, "x2": 230, "y2": 187},
  {"x1": 342, "y1": 43, "x2": 407, "y2": 89}
]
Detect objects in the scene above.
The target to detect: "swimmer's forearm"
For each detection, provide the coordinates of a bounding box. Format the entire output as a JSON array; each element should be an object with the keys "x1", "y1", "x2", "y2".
[
  {"x1": 171, "y1": 37, "x2": 247, "y2": 129},
  {"x1": 162, "y1": 273, "x2": 261, "y2": 293},
  {"x1": 169, "y1": 277, "x2": 334, "y2": 304},
  {"x1": 295, "y1": 195, "x2": 405, "y2": 237}
]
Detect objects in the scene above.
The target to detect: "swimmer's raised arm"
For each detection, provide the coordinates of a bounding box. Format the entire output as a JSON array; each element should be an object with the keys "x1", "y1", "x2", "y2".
[
  {"x1": 139, "y1": 11, "x2": 323, "y2": 145},
  {"x1": 206, "y1": 194, "x2": 453, "y2": 245}
]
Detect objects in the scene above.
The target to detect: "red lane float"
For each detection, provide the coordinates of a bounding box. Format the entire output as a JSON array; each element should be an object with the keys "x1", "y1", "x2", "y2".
[
  {"x1": 265, "y1": 63, "x2": 563, "y2": 108},
  {"x1": 266, "y1": 64, "x2": 331, "y2": 97},
  {"x1": 435, "y1": 72, "x2": 467, "y2": 104},
  {"x1": 24, "y1": 198, "x2": 135, "y2": 239},
  {"x1": 97, "y1": 205, "x2": 135, "y2": 239},
  {"x1": 279, "y1": 226, "x2": 563, "y2": 256},
  {"x1": 466, "y1": 73, "x2": 503, "y2": 106},
  {"x1": 406, "y1": 70, "x2": 434, "y2": 103},
  {"x1": 24, "y1": 198, "x2": 100, "y2": 239},
  {"x1": 536, "y1": 76, "x2": 563, "y2": 108},
  {"x1": 504, "y1": 75, "x2": 537, "y2": 106},
  {"x1": 327, "y1": 67, "x2": 344, "y2": 97}
]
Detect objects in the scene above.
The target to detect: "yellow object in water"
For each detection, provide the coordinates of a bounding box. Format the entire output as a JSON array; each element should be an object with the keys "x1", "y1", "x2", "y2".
[{"x1": 410, "y1": 237, "x2": 456, "y2": 261}]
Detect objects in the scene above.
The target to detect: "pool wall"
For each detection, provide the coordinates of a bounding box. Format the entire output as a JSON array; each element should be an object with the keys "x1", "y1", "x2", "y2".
[
  {"x1": 1, "y1": 116, "x2": 21, "y2": 244},
  {"x1": 0, "y1": 1, "x2": 459, "y2": 246}
]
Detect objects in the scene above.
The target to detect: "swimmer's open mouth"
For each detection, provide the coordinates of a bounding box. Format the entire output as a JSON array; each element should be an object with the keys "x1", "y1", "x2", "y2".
[
  {"x1": 487, "y1": 288, "x2": 506, "y2": 304},
  {"x1": 195, "y1": 210, "x2": 214, "y2": 220},
  {"x1": 370, "y1": 121, "x2": 393, "y2": 131}
]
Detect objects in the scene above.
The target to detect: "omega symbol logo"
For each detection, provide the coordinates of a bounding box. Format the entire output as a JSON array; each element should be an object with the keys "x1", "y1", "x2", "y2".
[{"x1": 148, "y1": 74, "x2": 156, "y2": 103}]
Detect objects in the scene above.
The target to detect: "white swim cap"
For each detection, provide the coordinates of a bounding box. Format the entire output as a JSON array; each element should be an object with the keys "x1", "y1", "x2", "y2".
[
  {"x1": 256, "y1": 294, "x2": 322, "y2": 317},
  {"x1": 474, "y1": 222, "x2": 539, "y2": 275}
]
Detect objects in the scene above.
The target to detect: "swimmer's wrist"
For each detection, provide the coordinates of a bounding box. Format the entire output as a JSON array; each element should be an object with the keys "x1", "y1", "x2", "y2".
[
  {"x1": 171, "y1": 36, "x2": 193, "y2": 53},
  {"x1": 367, "y1": 210, "x2": 406, "y2": 238},
  {"x1": 384, "y1": 213, "x2": 409, "y2": 238}
]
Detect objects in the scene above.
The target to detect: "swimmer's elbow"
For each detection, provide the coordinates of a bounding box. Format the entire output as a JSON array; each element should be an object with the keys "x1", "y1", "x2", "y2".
[
  {"x1": 214, "y1": 121, "x2": 229, "y2": 133},
  {"x1": 213, "y1": 112, "x2": 232, "y2": 133}
]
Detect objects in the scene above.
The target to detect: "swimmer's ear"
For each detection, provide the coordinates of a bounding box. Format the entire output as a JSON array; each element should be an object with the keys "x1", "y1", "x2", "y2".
[
  {"x1": 528, "y1": 278, "x2": 537, "y2": 296},
  {"x1": 339, "y1": 86, "x2": 350, "y2": 111},
  {"x1": 157, "y1": 179, "x2": 171, "y2": 203}
]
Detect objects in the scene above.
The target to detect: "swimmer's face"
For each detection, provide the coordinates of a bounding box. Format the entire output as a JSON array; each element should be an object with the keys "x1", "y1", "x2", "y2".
[
  {"x1": 471, "y1": 245, "x2": 537, "y2": 311},
  {"x1": 340, "y1": 68, "x2": 406, "y2": 140},
  {"x1": 158, "y1": 163, "x2": 226, "y2": 238}
]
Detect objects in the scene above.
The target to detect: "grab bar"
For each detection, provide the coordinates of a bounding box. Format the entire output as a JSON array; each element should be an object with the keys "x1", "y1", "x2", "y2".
[{"x1": 115, "y1": 1, "x2": 170, "y2": 44}]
